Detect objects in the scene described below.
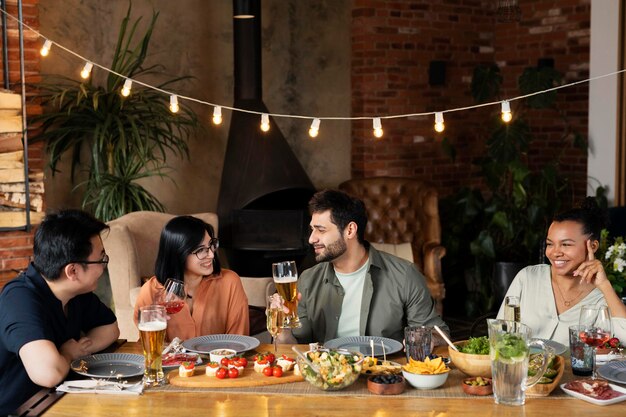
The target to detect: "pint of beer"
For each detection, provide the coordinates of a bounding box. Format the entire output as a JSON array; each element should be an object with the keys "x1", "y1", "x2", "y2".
[
  {"x1": 272, "y1": 260, "x2": 300, "y2": 328},
  {"x1": 138, "y1": 305, "x2": 167, "y2": 386}
]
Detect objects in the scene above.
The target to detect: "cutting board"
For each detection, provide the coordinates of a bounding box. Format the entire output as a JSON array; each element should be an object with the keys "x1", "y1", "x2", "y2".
[{"x1": 168, "y1": 364, "x2": 304, "y2": 387}]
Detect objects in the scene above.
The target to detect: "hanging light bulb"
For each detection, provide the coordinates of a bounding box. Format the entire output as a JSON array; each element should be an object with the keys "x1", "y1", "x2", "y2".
[
  {"x1": 40, "y1": 39, "x2": 52, "y2": 57},
  {"x1": 80, "y1": 62, "x2": 93, "y2": 79},
  {"x1": 434, "y1": 112, "x2": 445, "y2": 133},
  {"x1": 121, "y1": 79, "x2": 132, "y2": 97},
  {"x1": 260, "y1": 113, "x2": 270, "y2": 132},
  {"x1": 309, "y1": 118, "x2": 320, "y2": 138},
  {"x1": 169, "y1": 95, "x2": 179, "y2": 113},
  {"x1": 372, "y1": 117, "x2": 383, "y2": 138},
  {"x1": 212, "y1": 106, "x2": 222, "y2": 125},
  {"x1": 501, "y1": 100, "x2": 512, "y2": 123}
]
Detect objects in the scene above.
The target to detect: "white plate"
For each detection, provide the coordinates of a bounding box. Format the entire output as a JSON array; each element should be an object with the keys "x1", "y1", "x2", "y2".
[
  {"x1": 598, "y1": 360, "x2": 626, "y2": 384},
  {"x1": 532, "y1": 339, "x2": 567, "y2": 355},
  {"x1": 181, "y1": 334, "x2": 260, "y2": 354},
  {"x1": 561, "y1": 382, "x2": 626, "y2": 406},
  {"x1": 70, "y1": 353, "x2": 145, "y2": 379},
  {"x1": 324, "y1": 336, "x2": 403, "y2": 357}
]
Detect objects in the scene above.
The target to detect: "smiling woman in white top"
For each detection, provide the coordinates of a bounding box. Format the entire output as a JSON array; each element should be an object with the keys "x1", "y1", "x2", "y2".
[{"x1": 497, "y1": 197, "x2": 626, "y2": 346}]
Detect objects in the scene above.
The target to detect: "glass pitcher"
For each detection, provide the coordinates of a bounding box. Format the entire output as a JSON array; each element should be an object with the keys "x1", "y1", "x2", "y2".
[{"x1": 487, "y1": 319, "x2": 550, "y2": 406}]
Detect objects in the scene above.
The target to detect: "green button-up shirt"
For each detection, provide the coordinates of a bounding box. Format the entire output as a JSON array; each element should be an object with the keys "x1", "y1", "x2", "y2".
[{"x1": 293, "y1": 245, "x2": 449, "y2": 343}]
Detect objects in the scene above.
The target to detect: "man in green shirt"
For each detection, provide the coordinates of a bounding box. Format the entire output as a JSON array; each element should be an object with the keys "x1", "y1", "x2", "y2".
[{"x1": 291, "y1": 189, "x2": 449, "y2": 344}]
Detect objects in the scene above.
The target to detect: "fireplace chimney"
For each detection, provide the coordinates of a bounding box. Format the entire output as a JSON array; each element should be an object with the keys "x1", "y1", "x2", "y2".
[{"x1": 217, "y1": 0, "x2": 315, "y2": 276}]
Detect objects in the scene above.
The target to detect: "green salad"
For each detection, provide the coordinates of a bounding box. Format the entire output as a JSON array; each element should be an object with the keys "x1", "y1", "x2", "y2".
[{"x1": 459, "y1": 336, "x2": 490, "y2": 355}]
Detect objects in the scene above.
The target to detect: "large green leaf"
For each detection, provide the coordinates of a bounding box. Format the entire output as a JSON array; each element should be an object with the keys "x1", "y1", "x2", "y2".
[{"x1": 471, "y1": 64, "x2": 502, "y2": 103}]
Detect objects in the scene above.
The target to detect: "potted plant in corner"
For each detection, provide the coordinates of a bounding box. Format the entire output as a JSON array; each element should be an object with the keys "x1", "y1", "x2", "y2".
[
  {"x1": 29, "y1": 4, "x2": 199, "y2": 221},
  {"x1": 441, "y1": 64, "x2": 586, "y2": 315}
]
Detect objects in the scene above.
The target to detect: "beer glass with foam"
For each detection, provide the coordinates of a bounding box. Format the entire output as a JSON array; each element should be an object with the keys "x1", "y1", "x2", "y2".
[
  {"x1": 138, "y1": 305, "x2": 167, "y2": 386},
  {"x1": 272, "y1": 260, "x2": 300, "y2": 328}
]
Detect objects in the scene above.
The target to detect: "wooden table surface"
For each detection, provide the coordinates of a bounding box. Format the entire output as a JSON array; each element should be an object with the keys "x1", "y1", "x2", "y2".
[{"x1": 43, "y1": 341, "x2": 626, "y2": 417}]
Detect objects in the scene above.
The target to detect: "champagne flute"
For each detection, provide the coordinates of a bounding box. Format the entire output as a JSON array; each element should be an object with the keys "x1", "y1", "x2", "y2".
[
  {"x1": 579, "y1": 305, "x2": 612, "y2": 379},
  {"x1": 266, "y1": 296, "x2": 285, "y2": 353},
  {"x1": 272, "y1": 261, "x2": 300, "y2": 328},
  {"x1": 157, "y1": 278, "x2": 186, "y2": 315}
]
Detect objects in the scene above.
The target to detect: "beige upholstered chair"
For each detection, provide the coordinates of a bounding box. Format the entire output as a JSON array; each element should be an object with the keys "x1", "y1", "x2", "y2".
[
  {"x1": 102, "y1": 211, "x2": 218, "y2": 341},
  {"x1": 339, "y1": 177, "x2": 447, "y2": 315}
]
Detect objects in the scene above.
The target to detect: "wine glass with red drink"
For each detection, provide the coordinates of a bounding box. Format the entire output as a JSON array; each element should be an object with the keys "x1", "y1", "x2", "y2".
[
  {"x1": 579, "y1": 305, "x2": 612, "y2": 379},
  {"x1": 158, "y1": 279, "x2": 186, "y2": 315}
]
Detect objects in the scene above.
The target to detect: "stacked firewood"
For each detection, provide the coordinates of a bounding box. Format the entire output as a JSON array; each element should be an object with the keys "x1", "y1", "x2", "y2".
[{"x1": 0, "y1": 89, "x2": 44, "y2": 227}]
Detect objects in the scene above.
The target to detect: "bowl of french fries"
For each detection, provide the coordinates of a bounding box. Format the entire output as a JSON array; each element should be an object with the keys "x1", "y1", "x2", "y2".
[{"x1": 401, "y1": 357, "x2": 450, "y2": 390}]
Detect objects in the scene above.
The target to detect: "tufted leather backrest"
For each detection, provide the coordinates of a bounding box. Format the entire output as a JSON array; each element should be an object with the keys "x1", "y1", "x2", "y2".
[{"x1": 339, "y1": 177, "x2": 440, "y2": 270}]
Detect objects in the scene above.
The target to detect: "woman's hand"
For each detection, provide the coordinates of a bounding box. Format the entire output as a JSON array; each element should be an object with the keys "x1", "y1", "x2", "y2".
[{"x1": 574, "y1": 239, "x2": 609, "y2": 288}]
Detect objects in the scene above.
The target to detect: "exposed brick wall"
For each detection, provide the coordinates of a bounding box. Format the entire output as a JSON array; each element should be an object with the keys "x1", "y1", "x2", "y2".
[
  {"x1": 0, "y1": 0, "x2": 42, "y2": 288},
  {"x1": 351, "y1": 0, "x2": 590, "y2": 202}
]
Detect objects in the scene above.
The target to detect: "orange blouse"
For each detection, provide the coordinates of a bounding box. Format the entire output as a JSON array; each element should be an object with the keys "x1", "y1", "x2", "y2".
[{"x1": 133, "y1": 269, "x2": 250, "y2": 341}]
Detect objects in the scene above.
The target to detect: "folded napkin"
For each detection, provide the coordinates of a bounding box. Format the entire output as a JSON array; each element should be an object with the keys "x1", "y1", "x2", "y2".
[{"x1": 56, "y1": 379, "x2": 143, "y2": 395}]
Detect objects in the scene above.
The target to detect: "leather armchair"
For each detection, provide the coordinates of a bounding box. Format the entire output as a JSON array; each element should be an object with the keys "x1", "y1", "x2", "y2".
[
  {"x1": 101, "y1": 211, "x2": 218, "y2": 341},
  {"x1": 339, "y1": 177, "x2": 446, "y2": 314}
]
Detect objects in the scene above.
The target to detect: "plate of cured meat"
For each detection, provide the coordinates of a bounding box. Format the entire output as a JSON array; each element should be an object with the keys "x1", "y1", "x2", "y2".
[{"x1": 561, "y1": 379, "x2": 626, "y2": 406}]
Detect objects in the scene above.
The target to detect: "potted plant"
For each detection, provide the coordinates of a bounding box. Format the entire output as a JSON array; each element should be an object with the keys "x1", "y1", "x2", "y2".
[
  {"x1": 29, "y1": 4, "x2": 198, "y2": 221},
  {"x1": 441, "y1": 64, "x2": 586, "y2": 315}
]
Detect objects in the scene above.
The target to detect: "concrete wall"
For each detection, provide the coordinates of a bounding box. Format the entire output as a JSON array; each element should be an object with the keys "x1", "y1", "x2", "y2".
[{"x1": 39, "y1": 0, "x2": 351, "y2": 214}]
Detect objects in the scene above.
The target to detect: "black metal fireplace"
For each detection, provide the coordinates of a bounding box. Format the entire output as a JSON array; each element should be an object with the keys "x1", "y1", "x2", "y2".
[{"x1": 217, "y1": 0, "x2": 315, "y2": 277}]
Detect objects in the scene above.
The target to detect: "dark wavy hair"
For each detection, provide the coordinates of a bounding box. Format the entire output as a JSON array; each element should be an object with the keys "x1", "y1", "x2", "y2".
[
  {"x1": 308, "y1": 189, "x2": 368, "y2": 245},
  {"x1": 552, "y1": 197, "x2": 609, "y2": 241},
  {"x1": 154, "y1": 216, "x2": 221, "y2": 285},
  {"x1": 33, "y1": 209, "x2": 108, "y2": 280}
]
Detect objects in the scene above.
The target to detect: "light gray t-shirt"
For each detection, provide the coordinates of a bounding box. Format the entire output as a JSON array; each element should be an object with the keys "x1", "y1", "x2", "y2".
[{"x1": 336, "y1": 259, "x2": 369, "y2": 338}]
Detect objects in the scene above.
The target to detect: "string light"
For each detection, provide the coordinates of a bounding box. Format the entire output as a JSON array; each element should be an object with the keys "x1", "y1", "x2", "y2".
[
  {"x1": 260, "y1": 113, "x2": 270, "y2": 132},
  {"x1": 2, "y1": 10, "x2": 624, "y2": 141},
  {"x1": 169, "y1": 95, "x2": 179, "y2": 113},
  {"x1": 434, "y1": 112, "x2": 445, "y2": 133},
  {"x1": 121, "y1": 79, "x2": 132, "y2": 97},
  {"x1": 80, "y1": 62, "x2": 93, "y2": 79},
  {"x1": 501, "y1": 100, "x2": 512, "y2": 123},
  {"x1": 309, "y1": 118, "x2": 320, "y2": 138},
  {"x1": 372, "y1": 117, "x2": 383, "y2": 138},
  {"x1": 212, "y1": 106, "x2": 223, "y2": 125},
  {"x1": 40, "y1": 39, "x2": 52, "y2": 56}
]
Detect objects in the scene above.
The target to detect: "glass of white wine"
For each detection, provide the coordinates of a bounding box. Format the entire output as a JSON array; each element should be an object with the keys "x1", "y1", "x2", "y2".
[
  {"x1": 266, "y1": 296, "x2": 285, "y2": 353},
  {"x1": 504, "y1": 296, "x2": 520, "y2": 322}
]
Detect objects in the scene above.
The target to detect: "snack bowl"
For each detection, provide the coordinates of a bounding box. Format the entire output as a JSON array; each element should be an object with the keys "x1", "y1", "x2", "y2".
[
  {"x1": 367, "y1": 375, "x2": 405, "y2": 395},
  {"x1": 448, "y1": 341, "x2": 491, "y2": 378},
  {"x1": 296, "y1": 348, "x2": 363, "y2": 391},
  {"x1": 526, "y1": 354, "x2": 564, "y2": 397},
  {"x1": 209, "y1": 348, "x2": 236, "y2": 364},
  {"x1": 461, "y1": 377, "x2": 493, "y2": 396},
  {"x1": 402, "y1": 369, "x2": 449, "y2": 390}
]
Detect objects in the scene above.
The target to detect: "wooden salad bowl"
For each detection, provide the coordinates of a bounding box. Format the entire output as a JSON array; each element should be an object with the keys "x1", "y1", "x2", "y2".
[{"x1": 448, "y1": 341, "x2": 492, "y2": 378}]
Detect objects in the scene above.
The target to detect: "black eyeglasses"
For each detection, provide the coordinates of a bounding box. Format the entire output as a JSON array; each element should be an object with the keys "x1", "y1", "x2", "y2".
[
  {"x1": 191, "y1": 238, "x2": 219, "y2": 260},
  {"x1": 72, "y1": 254, "x2": 110, "y2": 265}
]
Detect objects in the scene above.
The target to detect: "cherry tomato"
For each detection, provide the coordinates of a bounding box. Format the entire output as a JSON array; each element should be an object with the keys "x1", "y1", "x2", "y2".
[
  {"x1": 220, "y1": 357, "x2": 230, "y2": 367},
  {"x1": 234, "y1": 359, "x2": 247, "y2": 368},
  {"x1": 266, "y1": 353, "x2": 276, "y2": 364},
  {"x1": 239, "y1": 357, "x2": 248, "y2": 367},
  {"x1": 257, "y1": 359, "x2": 268, "y2": 365},
  {"x1": 272, "y1": 367, "x2": 283, "y2": 377},
  {"x1": 216, "y1": 367, "x2": 228, "y2": 379},
  {"x1": 228, "y1": 367, "x2": 239, "y2": 378},
  {"x1": 263, "y1": 367, "x2": 274, "y2": 377}
]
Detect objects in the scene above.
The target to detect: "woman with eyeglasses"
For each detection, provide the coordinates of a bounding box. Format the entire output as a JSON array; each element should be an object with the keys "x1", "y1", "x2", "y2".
[{"x1": 133, "y1": 216, "x2": 249, "y2": 340}]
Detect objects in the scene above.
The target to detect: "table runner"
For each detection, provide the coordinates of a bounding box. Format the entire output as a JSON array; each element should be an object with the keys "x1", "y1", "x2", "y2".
[{"x1": 147, "y1": 367, "x2": 576, "y2": 399}]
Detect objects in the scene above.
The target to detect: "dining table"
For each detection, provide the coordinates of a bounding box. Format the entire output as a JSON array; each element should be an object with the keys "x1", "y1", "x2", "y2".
[{"x1": 39, "y1": 340, "x2": 626, "y2": 417}]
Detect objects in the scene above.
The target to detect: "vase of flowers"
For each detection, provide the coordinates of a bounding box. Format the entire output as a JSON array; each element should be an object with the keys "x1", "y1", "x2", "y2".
[{"x1": 599, "y1": 229, "x2": 626, "y2": 296}]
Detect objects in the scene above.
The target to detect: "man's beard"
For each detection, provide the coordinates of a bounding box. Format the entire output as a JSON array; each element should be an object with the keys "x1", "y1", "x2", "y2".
[{"x1": 314, "y1": 236, "x2": 347, "y2": 263}]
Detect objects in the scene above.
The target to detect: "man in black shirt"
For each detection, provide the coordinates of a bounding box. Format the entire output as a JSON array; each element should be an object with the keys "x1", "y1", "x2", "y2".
[{"x1": 0, "y1": 210, "x2": 119, "y2": 415}]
